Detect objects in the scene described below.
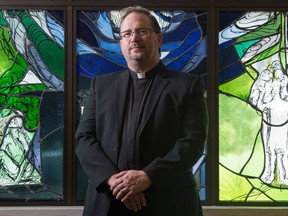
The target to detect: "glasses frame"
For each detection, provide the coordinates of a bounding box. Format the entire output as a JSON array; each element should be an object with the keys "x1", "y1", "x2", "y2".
[{"x1": 119, "y1": 28, "x2": 155, "y2": 40}]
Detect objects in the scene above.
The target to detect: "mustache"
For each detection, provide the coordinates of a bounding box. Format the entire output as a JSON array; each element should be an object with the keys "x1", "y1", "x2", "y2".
[{"x1": 129, "y1": 43, "x2": 145, "y2": 50}]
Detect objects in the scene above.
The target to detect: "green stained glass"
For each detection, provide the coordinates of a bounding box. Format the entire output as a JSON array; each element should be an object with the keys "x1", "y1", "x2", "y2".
[
  {"x1": 0, "y1": 28, "x2": 28, "y2": 76},
  {"x1": 219, "y1": 71, "x2": 254, "y2": 100},
  {"x1": 15, "y1": 10, "x2": 64, "y2": 79},
  {"x1": 6, "y1": 84, "x2": 47, "y2": 95},
  {"x1": 0, "y1": 109, "x2": 41, "y2": 185},
  {"x1": 219, "y1": 11, "x2": 288, "y2": 203},
  {"x1": 7, "y1": 96, "x2": 41, "y2": 130},
  {"x1": 0, "y1": 9, "x2": 64, "y2": 200},
  {"x1": 235, "y1": 39, "x2": 260, "y2": 58},
  {"x1": 0, "y1": 11, "x2": 8, "y2": 26}
]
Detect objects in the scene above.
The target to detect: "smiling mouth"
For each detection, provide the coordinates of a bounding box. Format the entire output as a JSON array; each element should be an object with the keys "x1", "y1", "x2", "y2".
[
  {"x1": 130, "y1": 47, "x2": 144, "y2": 53},
  {"x1": 131, "y1": 46, "x2": 143, "y2": 50}
]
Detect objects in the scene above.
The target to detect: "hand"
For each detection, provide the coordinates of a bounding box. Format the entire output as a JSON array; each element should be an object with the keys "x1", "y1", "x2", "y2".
[
  {"x1": 110, "y1": 170, "x2": 152, "y2": 202},
  {"x1": 107, "y1": 171, "x2": 126, "y2": 187},
  {"x1": 123, "y1": 192, "x2": 146, "y2": 212}
]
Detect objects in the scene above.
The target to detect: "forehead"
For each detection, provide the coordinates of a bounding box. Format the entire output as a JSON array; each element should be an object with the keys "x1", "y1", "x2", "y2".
[{"x1": 121, "y1": 12, "x2": 152, "y2": 29}]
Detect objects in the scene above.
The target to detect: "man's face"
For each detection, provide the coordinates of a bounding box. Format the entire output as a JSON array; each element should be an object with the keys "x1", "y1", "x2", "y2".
[{"x1": 119, "y1": 12, "x2": 162, "y2": 65}]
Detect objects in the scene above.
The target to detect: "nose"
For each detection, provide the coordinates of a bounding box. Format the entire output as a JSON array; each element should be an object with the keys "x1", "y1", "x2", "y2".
[{"x1": 130, "y1": 32, "x2": 140, "y2": 41}]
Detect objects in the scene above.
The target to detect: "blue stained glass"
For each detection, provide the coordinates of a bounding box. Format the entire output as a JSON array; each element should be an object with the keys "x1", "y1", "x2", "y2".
[
  {"x1": 76, "y1": 39, "x2": 97, "y2": 55},
  {"x1": 77, "y1": 53, "x2": 127, "y2": 77},
  {"x1": 161, "y1": 13, "x2": 201, "y2": 43},
  {"x1": 219, "y1": 39, "x2": 236, "y2": 49},
  {"x1": 76, "y1": 10, "x2": 207, "y2": 201},
  {"x1": 218, "y1": 61, "x2": 246, "y2": 84},
  {"x1": 28, "y1": 130, "x2": 41, "y2": 172},
  {"x1": 218, "y1": 12, "x2": 245, "y2": 31},
  {"x1": 46, "y1": 15, "x2": 64, "y2": 48},
  {"x1": 98, "y1": 13, "x2": 116, "y2": 39},
  {"x1": 77, "y1": 11, "x2": 206, "y2": 78},
  {"x1": 218, "y1": 46, "x2": 246, "y2": 84},
  {"x1": 164, "y1": 30, "x2": 201, "y2": 58},
  {"x1": 97, "y1": 40, "x2": 122, "y2": 54}
]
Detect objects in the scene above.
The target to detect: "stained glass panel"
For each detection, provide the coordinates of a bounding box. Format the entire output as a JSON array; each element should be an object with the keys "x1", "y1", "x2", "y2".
[
  {"x1": 76, "y1": 10, "x2": 207, "y2": 201},
  {"x1": 0, "y1": 10, "x2": 64, "y2": 200},
  {"x1": 219, "y1": 11, "x2": 288, "y2": 203}
]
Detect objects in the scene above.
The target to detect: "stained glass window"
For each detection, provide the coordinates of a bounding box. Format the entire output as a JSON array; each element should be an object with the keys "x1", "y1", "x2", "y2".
[
  {"x1": 76, "y1": 10, "x2": 207, "y2": 201},
  {"x1": 219, "y1": 11, "x2": 288, "y2": 202},
  {"x1": 0, "y1": 10, "x2": 64, "y2": 200}
]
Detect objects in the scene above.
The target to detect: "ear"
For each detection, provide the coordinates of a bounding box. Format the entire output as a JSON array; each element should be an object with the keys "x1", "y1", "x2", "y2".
[
  {"x1": 119, "y1": 39, "x2": 124, "y2": 51},
  {"x1": 157, "y1": 33, "x2": 163, "y2": 47}
]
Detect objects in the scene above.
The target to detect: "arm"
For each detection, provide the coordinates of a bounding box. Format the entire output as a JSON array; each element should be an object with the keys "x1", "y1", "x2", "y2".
[
  {"x1": 75, "y1": 78, "x2": 119, "y2": 191},
  {"x1": 143, "y1": 75, "x2": 208, "y2": 188}
]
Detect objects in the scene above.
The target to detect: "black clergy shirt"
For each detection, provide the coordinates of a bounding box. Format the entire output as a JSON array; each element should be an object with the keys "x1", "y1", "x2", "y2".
[{"x1": 117, "y1": 63, "x2": 158, "y2": 171}]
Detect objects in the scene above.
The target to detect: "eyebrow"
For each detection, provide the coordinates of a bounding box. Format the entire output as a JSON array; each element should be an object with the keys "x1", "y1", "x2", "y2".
[{"x1": 120, "y1": 27, "x2": 153, "y2": 32}]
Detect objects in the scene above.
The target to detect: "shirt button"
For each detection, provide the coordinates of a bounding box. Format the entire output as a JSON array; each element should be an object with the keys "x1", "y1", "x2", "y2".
[{"x1": 113, "y1": 145, "x2": 118, "y2": 151}]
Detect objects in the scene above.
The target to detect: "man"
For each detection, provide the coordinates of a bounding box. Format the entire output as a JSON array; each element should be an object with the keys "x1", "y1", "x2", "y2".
[{"x1": 75, "y1": 5, "x2": 208, "y2": 216}]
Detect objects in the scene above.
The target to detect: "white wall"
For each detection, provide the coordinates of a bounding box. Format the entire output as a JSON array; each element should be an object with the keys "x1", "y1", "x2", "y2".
[
  {"x1": 0, "y1": 206, "x2": 287, "y2": 216},
  {"x1": 204, "y1": 207, "x2": 288, "y2": 216},
  {"x1": 0, "y1": 207, "x2": 82, "y2": 216}
]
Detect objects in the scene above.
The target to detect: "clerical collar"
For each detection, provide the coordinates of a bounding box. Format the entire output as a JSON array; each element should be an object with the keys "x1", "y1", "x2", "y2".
[
  {"x1": 137, "y1": 73, "x2": 146, "y2": 79},
  {"x1": 129, "y1": 61, "x2": 161, "y2": 80}
]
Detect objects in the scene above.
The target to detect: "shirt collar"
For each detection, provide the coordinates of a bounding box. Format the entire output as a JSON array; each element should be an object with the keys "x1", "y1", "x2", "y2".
[{"x1": 129, "y1": 61, "x2": 161, "y2": 80}]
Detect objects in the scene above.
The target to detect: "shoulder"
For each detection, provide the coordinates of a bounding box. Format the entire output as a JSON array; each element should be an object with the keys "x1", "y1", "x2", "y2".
[
  {"x1": 90, "y1": 70, "x2": 128, "y2": 85},
  {"x1": 158, "y1": 62, "x2": 199, "y2": 80},
  {"x1": 94, "y1": 70, "x2": 128, "y2": 81},
  {"x1": 157, "y1": 65, "x2": 205, "y2": 94},
  {"x1": 161, "y1": 66, "x2": 201, "y2": 86}
]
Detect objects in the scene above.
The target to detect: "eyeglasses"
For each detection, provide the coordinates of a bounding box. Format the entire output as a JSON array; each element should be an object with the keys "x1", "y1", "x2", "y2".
[{"x1": 119, "y1": 28, "x2": 154, "y2": 40}]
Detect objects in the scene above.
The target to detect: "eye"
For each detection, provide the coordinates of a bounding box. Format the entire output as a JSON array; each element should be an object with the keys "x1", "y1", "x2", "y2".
[
  {"x1": 138, "y1": 29, "x2": 149, "y2": 35},
  {"x1": 121, "y1": 31, "x2": 132, "y2": 38}
]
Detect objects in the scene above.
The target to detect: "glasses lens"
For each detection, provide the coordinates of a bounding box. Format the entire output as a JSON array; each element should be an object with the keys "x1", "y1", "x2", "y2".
[{"x1": 120, "y1": 28, "x2": 153, "y2": 40}]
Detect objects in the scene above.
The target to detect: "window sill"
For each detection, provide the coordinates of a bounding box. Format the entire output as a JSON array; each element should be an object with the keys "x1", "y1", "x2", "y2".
[{"x1": 0, "y1": 206, "x2": 286, "y2": 216}]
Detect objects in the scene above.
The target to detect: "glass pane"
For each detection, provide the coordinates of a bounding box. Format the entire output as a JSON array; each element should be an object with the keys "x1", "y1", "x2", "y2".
[
  {"x1": 0, "y1": 10, "x2": 64, "y2": 200},
  {"x1": 76, "y1": 10, "x2": 207, "y2": 201},
  {"x1": 218, "y1": 11, "x2": 288, "y2": 203}
]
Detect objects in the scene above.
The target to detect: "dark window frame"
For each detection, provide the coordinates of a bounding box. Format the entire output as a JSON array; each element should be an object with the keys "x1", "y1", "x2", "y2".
[{"x1": 0, "y1": 0, "x2": 287, "y2": 207}]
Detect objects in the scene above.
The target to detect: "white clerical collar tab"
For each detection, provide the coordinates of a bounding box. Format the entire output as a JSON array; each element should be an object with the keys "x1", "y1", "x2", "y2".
[{"x1": 137, "y1": 73, "x2": 146, "y2": 79}]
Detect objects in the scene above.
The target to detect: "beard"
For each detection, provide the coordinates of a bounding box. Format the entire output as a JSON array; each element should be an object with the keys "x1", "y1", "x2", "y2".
[
  {"x1": 128, "y1": 43, "x2": 147, "y2": 61},
  {"x1": 129, "y1": 52, "x2": 146, "y2": 61}
]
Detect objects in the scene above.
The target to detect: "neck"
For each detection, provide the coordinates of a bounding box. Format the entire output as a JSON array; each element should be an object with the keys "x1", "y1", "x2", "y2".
[{"x1": 128, "y1": 59, "x2": 159, "y2": 73}]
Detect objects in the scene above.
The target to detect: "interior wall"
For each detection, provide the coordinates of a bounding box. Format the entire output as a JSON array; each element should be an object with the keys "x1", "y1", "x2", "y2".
[{"x1": 0, "y1": 206, "x2": 287, "y2": 216}]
